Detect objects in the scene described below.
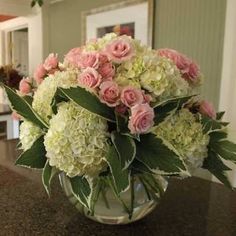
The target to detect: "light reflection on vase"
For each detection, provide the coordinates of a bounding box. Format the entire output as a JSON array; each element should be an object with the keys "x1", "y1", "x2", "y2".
[{"x1": 59, "y1": 173, "x2": 168, "y2": 225}]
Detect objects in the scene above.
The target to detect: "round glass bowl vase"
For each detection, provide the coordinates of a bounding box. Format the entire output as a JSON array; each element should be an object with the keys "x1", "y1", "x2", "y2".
[{"x1": 59, "y1": 173, "x2": 168, "y2": 225}]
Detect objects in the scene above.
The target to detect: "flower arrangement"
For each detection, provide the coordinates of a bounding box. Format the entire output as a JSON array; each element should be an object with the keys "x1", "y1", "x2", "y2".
[{"x1": 1, "y1": 33, "x2": 236, "y2": 220}]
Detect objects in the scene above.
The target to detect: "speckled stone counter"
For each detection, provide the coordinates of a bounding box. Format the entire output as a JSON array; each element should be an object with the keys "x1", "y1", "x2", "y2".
[{"x1": 1, "y1": 139, "x2": 236, "y2": 236}]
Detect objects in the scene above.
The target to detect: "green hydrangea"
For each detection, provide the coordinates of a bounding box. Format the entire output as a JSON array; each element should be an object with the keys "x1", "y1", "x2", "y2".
[
  {"x1": 114, "y1": 74, "x2": 141, "y2": 89},
  {"x1": 32, "y1": 70, "x2": 78, "y2": 122},
  {"x1": 20, "y1": 120, "x2": 43, "y2": 151},
  {"x1": 139, "y1": 55, "x2": 191, "y2": 100},
  {"x1": 85, "y1": 33, "x2": 118, "y2": 51},
  {"x1": 152, "y1": 109, "x2": 209, "y2": 172},
  {"x1": 44, "y1": 102, "x2": 109, "y2": 177}
]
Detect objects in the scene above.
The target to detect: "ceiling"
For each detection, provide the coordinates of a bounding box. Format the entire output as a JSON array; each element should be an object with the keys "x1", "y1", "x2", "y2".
[{"x1": 0, "y1": 15, "x2": 17, "y2": 22}]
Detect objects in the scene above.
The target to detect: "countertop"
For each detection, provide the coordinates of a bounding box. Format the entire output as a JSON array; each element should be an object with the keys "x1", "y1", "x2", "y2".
[{"x1": 0, "y1": 139, "x2": 236, "y2": 236}]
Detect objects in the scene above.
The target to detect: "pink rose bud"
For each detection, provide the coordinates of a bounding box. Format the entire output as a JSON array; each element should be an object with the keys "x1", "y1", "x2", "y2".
[
  {"x1": 121, "y1": 86, "x2": 143, "y2": 108},
  {"x1": 99, "y1": 53, "x2": 109, "y2": 64},
  {"x1": 12, "y1": 111, "x2": 21, "y2": 120},
  {"x1": 158, "y1": 48, "x2": 200, "y2": 83},
  {"x1": 98, "y1": 62, "x2": 115, "y2": 79},
  {"x1": 142, "y1": 91, "x2": 153, "y2": 104},
  {"x1": 105, "y1": 38, "x2": 134, "y2": 63},
  {"x1": 115, "y1": 104, "x2": 128, "y2": 114},
  {"x1": 34, "y1": 63, "x2": 47, "y2": 85},
  {"x1": 199, "y1": 100, "x2": 216, "y2": 119},
  {"x1": 19, "y1": 77, "x2": 32, "y2": 95},
  {"x1": 64, "y1": 47, "x2": 82, "y2": 67},
  {"x1": 78, "y1": 52, "x2": 100, "y2": 69},
  {"x1": 78, "y1": 67, "x2": 101, "y2": 89},
  {"x1": 43, "y1": 53, "x2": 59, "y2": 71},
  {"x1": 128, "y1": 103, "x2": 154, "y2": 134},
  {"x1": 99, "y1": 81, "x2": 120, "y2": 107}
]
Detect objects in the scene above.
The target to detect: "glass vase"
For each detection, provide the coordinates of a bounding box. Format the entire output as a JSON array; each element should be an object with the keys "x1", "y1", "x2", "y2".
[{"x1": 59, "y1": 173, "x2": 168, "y2": 225}]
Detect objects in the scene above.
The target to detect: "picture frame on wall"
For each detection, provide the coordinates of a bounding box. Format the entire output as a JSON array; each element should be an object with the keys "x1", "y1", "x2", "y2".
[{"x1": 81, "y1": 0, "x2": 154, "y2": 47}]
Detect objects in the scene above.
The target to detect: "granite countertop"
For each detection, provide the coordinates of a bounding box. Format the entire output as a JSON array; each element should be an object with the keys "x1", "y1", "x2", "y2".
[{"x1": 1, "y1": 139, "x2": 236, "y2": 236}]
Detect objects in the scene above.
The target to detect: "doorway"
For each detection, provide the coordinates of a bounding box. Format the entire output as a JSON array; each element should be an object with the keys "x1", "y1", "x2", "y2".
[{"x1": 6, "y1": 27, "x2": 29, "y2": 77}]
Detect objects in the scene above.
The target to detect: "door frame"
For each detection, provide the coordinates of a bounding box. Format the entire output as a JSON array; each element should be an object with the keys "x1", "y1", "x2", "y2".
[{"x1": 0, "y1": 13, "x2": 43, "y2": 76}]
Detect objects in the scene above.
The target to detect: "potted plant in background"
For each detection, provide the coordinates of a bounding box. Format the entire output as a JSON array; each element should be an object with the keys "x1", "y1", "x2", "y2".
[
  {"x1": 1, "y1": 33, "x2": 236, "y2": 225},
  {"x1": 0, "y1": 65, "x2": 24, "y2": 105}
]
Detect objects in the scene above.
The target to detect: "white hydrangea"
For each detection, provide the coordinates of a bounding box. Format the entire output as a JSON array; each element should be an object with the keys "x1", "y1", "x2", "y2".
[
  {"x1": 20, "y1": 120, "x2": 43, "y2": 151},
  {"x1": 140, "y1": 56, "x2": 178, "y2": 96},
  {"x1": 44, "y1": 102, "x2": 109, "y2": 177},
  {"x1": 152, "y1": 109, "x2": 209, "y2": 173},
  {"x1": 160, "y1": 72, "x2": 190, "y2": 100},
  {"x1": 32, "y1": 70, "x2": 78, "y2": 122}
]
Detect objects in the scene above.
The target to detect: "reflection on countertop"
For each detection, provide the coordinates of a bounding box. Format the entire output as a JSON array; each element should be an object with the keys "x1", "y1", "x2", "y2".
[{"x1": 0, "y1": 139, "x2": 236, "y2": 236}]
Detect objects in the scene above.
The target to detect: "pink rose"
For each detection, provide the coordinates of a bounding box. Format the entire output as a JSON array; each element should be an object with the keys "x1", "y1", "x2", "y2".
[
  {"x1": 199, "y1": 100, "x2": 216, "y2": 119},
  {"x1": 158, "y1": 48, "x2": 200, "y2": 83},
  {"x1": 121, "y1": 86, "x2": 143, "y2": 108},
  {"x1": 78, "y1": 67, "x2": 101, "y2": 89},
  {"x1": 128, "y1": 103, "x2": 154, "y2": 134},
  {"x1": 43, "y1": 53, "x2": 58, "y2": 71},
  {"x1": 98, "y1": 62, "x2": 115, "y2": 79},
  {"x1": 105, "y1": 38, "x2": 134, "y2": 63},
  {"x1": 78, "y1": 52, "x2": 100, "y2": 69},
  {"x1": 99, "y1": 81, "x2": 120, "y2": 107},
  {"x1": 34, "y1": 64, "x2": 47, "y2": 85},
  {"x1": 64, "y1": 47, "x2": 82, "y2": 67},
  {"x1": 183, "y1": 62, "x2": 200, "y2": 83},
  {"x1": 19, "y1": 77, "x2": 32, "y2": 95}
]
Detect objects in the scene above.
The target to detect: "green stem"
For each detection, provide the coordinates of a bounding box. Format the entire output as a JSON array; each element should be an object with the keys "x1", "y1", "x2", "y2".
[
  {"x1": 107, "y1": 176, "x2": 132, "y2": 218},
  {"x1": 129, "y1": 176, "x2": 135, "y2": 220},
  {"x1": 90, "y1": 179, "x2": 102, "y2": 215},
  {"x1": 139, "y1": 176, "x2": 152, "y2": 200},
  {"x1": 101, "y1": 180, "x2": 110, "y2": 209}
]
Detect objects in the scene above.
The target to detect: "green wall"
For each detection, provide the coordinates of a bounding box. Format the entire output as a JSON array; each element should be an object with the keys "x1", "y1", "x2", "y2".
[{"x1": 43, "y1": 0, "x2": 226, "y2": 107}]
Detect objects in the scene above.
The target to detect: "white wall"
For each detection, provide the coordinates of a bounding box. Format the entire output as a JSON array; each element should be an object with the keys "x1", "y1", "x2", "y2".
[
  {"x1": 218, "y1": 0, "x2": 236, "y2": 186},
  {"x1": 219, "y1": 0, "x2": 236, "y2": 132}
]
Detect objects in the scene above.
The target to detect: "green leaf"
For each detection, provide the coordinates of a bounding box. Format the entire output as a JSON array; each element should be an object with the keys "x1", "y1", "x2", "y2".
[
  {"x1": 111, "y1": 131, "x2": 136, "y2": 170},
  {"x1": 211, "y1": 140, "x2": 236, "y2": 163},
  {"x1": 132, "y1": 159, "x2": 155, "y2": 175},
  {"x1": 201, "y1": 115, "x2": 228, "y2": 134},
  {"x1": 115, "y1": 113, "x2": 129, "y2": 133},
  {"x1": 115, "y1": 113, "x2": 140, "y2": 141},
  {"x1": 136, "y1": 134, "x2": 187, "y2": 175},
  {"x1": 15, "y1": 136, "x2": 47, "y2": 169},
  {"x1": 59, "y1": 87, "x2": 115, "y2": 122},
  {"x1": 23, "y1": 95, "x2": 33, "y2": 105},
  {"x1": 31, "y1": 0, "x2": 36, "y2": 7},
  {"x1": 140, "y1": 174, "x2": 165, "y2": 198},
  {"x1": 203, "y1": 150, "x2": 233, "y2": 189},
  {"x1": 216, "y1": 111, "x2": 225, "y2": 120},
  {"x1": 69, "y1": 175, "x2": 92, "y2": 208},
  {"x1": 38, "y1": 0, "x2": 44, "y2": 6},
  {"x1": 154, "y1": 95, "x2": 195, "y2": 125},
  {"x1": 90, "y1": 179, "x2": 102, "y2": 215},
  {"x1": 51, "y1": 90, "x2": 69, "y2": 114},
  {"x1": 209, "y1": 131, "x2": 227, "y2": 143},
  {"x1": 42, "y1": 160, "x2": 57, "y2": 196},
  {"x1": 4, "y1": 85, "x2": 48, "y2": 129},
  {"x1": 105, "y1": 146, "x2": 130, "y2": 194}
]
